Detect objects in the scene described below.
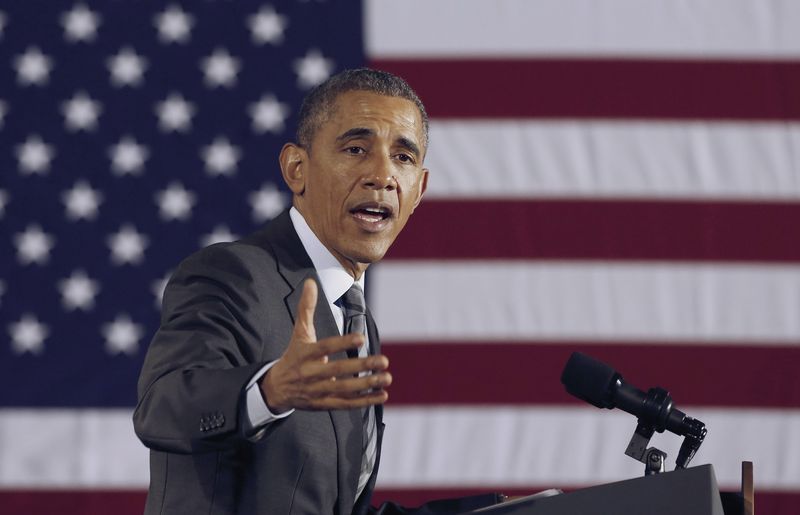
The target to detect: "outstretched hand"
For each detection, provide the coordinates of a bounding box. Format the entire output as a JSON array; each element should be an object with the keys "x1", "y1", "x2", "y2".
[{"x1": 261, "y1": 279, "x2": 391, "y2": 412}]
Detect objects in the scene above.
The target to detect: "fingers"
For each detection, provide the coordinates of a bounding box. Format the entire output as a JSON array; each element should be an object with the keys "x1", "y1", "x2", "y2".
[
  {"x1": 301, "y1": 383, "x2": 390, "y2": 410},
  {"x1": 313, "y1": 389, "x2": 390, "y2": 410},
  {"x1": 292, "y1": 279, "x2": 318, "y2": 343},
  {"x1": 305, "y1": 333, "x2": 365, "y2": 360},
  {"x1": 305, "y1": 371, "x2": 392, "y2": 397},
  {"x1": 301, "y1": 354, "x2": 389, "y2": 380}
]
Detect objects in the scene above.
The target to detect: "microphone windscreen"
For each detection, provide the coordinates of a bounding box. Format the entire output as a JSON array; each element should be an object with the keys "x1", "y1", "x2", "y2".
[{"x1": 561, "y1": 352, "x2": 618, "y2": 408}]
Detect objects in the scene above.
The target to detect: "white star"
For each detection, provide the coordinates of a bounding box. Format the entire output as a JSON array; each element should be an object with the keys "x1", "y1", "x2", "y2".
[
  {"x1": 8, "y1": 314, "x2": 49, "y2": 355},
  {"x1": 249, "y1": 183, "x2": 287, "y2": 222},
  {"x1": 151, "y1": 272, "x2": 171, "y2": 309},
  {"x1": 293, "y1": 49, "x2": 334, "y2": 89},
  {"x1": 109, "y1": 136, "x2": 149, "y2": 175},
  {"x1": 102, "y1": 314, "x2": 143, "y2": 355},
  {"x1": 107, "y1": 224, "x2": 149, "y2": 265},
  {"x1": 201, "y1": 48, "x2": 240, "y2": 88},
  {"x1": 61, "y1": 91, "x2": 102, "y2": 131},
  {"x1": 201, "y1": 137, "x2": 241, "y2": 176},
  {"x1": 249, "y1": 94, "x2": 289, "y2": 134},
  {"x1": 0, "y1": 189, "x2": 8, "y2": 218},
  {"x1": 155, "y1": 93, "x2": 195, "y2": 132},
  {"x1": 61, "y1": 3, "x2": 101, "y2": 42},
  {"x1": 154, "y1": 5, "x2": 194, "y2": 44},
  {"x1": 107, "y1": 47, "x2": 148, "y2": 87},
  {"x1": 16, "y1": 135, "x2": 55, "y2": 175},
  {"x1": 62, "y1": 180, "x2": 103, "y2": 221},
  {"x1": 248, "y1": 6, "x2": 288, "y2": 45},
  {"x1": 0, "y1": 99, "x2": 7, "y2": 128},
  {"x1": 155, "y1": 182, "x2": 196, "y2": 221},
  {"x1": 58, "y1": 270, "x2": 100, "y2": 311},
  {"x1": 14, "y1": 224, "x2": 55, "y2": 265},
  {"x1": 200, "y1": 225, "x2": 239, "y2": 247},
  {"x1": 14, "y1": 47, "x2": 53, "y2": 86}
]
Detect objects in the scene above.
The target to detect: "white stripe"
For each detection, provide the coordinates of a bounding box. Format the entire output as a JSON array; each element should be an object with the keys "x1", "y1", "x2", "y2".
[
  {"x1": 366, "y1": 0, "x2": 800, "y2": 59},
  {"x1": 3, "y1": 407, "x2": 798, "y2": 491},
  {"x1": 371, "y1": 262, "x2": 800, "y2": 343},
  {"x1": 423, "y1": 121, "x2": 800, "y2": 200},
  {"x1": 377, "y1": 406, "x2": 800, "y2": 491},
  {"x1": 0, "y1": 409, "x2": 149, "y2": 488}
]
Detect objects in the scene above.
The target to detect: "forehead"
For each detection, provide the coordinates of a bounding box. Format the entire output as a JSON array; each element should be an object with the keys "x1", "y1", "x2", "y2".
[{"x1": 320, "y1": 91, "x2": 425, "y2": 145}]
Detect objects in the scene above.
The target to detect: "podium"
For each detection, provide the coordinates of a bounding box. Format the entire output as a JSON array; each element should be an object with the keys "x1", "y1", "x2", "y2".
[{"x1": 469, "y1": 463, "x2": 754, "y2": 515}]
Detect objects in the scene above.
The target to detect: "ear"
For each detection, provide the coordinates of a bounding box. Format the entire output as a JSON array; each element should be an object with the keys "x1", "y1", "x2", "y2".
[
  {"x1": 279, "y1": 143, "x2": 308, "y2": 196},
  {"x1": 410, "y1": 168, "x2": 429, "y2": 212}
]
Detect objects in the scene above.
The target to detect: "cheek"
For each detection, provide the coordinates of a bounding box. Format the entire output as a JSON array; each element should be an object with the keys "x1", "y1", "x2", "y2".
[
  {"x1": 394, "y1": 169, "x2": 416, "y2": 187},
  {"x1": 311, "y1": 177, "x2": 345, "y2": 209},
  {"x1": 397, "y1": 175, "x2": 424, "y2": 202}
]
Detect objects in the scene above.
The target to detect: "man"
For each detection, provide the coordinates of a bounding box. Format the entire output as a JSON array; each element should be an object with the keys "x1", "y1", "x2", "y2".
[{"x1": 133, "y1": 69, "x2": 501, "y2": 514}]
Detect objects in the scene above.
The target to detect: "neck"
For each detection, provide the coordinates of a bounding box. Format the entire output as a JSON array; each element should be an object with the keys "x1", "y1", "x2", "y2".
[
  {"x1": 292, "y1": 205, "x2": 369, "y2": 280},
  {"x1": 337, "y1": 257, "x2": 368, "y2": 280}
]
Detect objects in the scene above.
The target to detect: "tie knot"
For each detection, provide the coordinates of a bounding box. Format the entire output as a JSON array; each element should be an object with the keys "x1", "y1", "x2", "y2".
[{"x1": 341, "y1": 283, "x2": 366, "y2": 317}]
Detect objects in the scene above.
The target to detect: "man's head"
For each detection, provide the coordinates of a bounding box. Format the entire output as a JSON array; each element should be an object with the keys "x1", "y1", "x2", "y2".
[
  {"x1": 295, "y1": 68, "x2": 429, "y2": 153},
  {"x1": 280, "y1": 69, "x2": 429, "y2": 278}
]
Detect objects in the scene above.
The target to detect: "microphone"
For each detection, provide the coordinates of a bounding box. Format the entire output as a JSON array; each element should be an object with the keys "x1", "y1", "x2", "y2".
[{"x1": 561, "y1": 352, "x2": 706, "y2": 468}]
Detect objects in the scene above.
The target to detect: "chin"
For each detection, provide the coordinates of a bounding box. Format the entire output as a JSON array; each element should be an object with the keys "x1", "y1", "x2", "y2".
[{"x1": 348, "y1": 241, "x2": 391, "y2": 265}]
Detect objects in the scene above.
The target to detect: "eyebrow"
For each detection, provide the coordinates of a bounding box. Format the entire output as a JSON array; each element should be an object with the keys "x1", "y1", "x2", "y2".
[
  {"x1": 396, "y1": 136, "x2": 421, "y2": 160},
  {"x1": 336, "y1": 127, "x2": 374, "y2": 143},
  {"x1": 336, "y1": 127, "x2": 421, "y2": 159}
]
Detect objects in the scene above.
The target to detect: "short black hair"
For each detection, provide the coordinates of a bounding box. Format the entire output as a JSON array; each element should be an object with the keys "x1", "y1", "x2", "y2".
[{"x1": 295, "y1": 68, "x2": 429, "y2": 153}]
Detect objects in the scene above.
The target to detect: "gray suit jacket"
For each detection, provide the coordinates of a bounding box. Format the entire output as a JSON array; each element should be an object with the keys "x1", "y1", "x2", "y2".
[{"x1": 134, "y1": 211, "x2": 383, "y2": 514}]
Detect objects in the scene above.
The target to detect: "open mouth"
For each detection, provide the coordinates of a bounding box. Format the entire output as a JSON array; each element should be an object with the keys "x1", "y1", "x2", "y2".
[{"x1": 350, "y1": 202, "x2": 394, "y2": 228}]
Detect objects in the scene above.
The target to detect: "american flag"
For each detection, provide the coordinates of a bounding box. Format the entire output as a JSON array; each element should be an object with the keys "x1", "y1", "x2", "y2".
[{"x1": 2, "y1": 1, "x2": 800, "y2": 514}]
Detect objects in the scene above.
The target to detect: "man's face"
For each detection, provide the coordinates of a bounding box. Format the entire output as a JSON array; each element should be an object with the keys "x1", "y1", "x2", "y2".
[{"x1": 282, "y1": 90, "x2": 429, "y2": 275}]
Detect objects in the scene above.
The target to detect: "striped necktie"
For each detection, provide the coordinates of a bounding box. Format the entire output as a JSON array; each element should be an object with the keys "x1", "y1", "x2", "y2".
[{"x1": 341, "y1": 283, "x2": 377, "y2": 499}]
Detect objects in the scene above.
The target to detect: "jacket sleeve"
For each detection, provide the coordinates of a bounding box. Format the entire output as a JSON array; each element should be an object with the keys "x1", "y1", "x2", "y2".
[{"x1": 132, "y1": 243, "x2": 279, "y2": 454}]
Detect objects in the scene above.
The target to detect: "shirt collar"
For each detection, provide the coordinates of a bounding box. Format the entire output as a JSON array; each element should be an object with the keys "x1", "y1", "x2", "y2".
[{"x1": 289, "y1": 207, "x2": 364, "y2": 306}]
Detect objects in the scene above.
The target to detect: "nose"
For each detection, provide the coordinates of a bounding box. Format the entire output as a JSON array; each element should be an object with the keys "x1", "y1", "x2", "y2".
[{"x1": 361, "y1": 155, "x2": 397, "y2": 191}]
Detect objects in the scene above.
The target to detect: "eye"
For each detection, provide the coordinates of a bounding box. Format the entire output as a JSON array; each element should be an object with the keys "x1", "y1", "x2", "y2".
[
  {"x1": 395, "y1": 153, "x2": 416, "y2": 165},
  {"x1": 345, "y1": 146, "x2": 365, "y2": 155}
]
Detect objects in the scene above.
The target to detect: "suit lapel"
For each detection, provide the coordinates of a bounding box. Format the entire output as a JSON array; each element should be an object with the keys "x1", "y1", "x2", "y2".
[
  {"x1": 366, "y1": 310, "x2": 383, "y2": 426},
  {"x1": 365, "y1": 308, "x2": 380, "y2": 355},
  {"x1": 262, "y1": 212, "x2": 342, "y2": 347},
  {"x1": 264, "y1": 211, "x2": 362, "y2": 515}
]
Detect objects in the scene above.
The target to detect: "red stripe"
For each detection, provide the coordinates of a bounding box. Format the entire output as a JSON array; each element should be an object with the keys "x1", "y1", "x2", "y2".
[
  {"x1": 0, "y1": 490, "x2": 145, "y2": 515},
  {"x1": 371, "y1": 488, "x2": 798, "y2": 515},
  {"x1": 368, "y1": 58, "x2": 800, "y2": 120},
  {"x1": 382, "y1": 342, "x2": 800, "y2": 408},
  {"x1": 386, "y1": 199, "x2": 800, "y2": 262},
  {"x1": 1, "y1": 489, "x2": 794, "y2": 514}
]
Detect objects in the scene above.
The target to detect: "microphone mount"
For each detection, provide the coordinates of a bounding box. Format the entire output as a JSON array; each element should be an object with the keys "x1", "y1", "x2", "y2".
[{"x1": 622, "y1": 386, "x2": 707, "y2": 475}]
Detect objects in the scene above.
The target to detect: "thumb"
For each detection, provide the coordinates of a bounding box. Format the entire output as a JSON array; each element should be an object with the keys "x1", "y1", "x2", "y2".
[{"x1": 292, "y1": 278, "x2": 318, "y2": 343}]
